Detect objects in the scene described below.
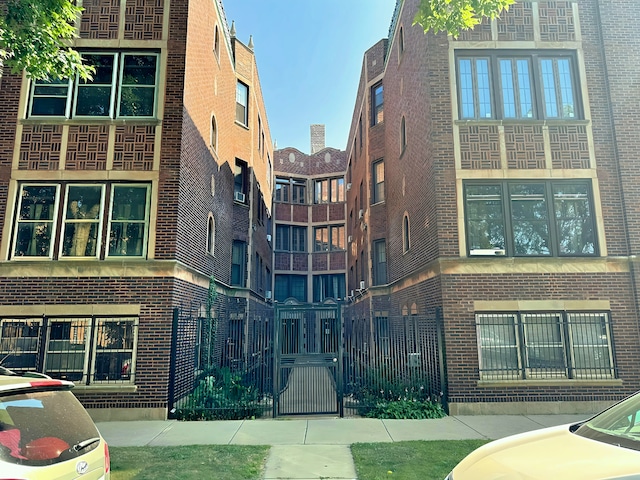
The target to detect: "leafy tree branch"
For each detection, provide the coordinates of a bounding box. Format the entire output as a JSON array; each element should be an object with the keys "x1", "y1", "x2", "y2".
[
  {"x1": 0, "y1": 0, "x2": 94, "y2": 79},
  {"x1": 414, "y1": 0, "x2": 515, "y2": 37}
]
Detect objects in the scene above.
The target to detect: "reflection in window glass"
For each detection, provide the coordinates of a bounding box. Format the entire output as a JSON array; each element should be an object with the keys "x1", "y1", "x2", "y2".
[
  {"x1": 119, "y1": 55, "x2": 157, "y2": 117},
  {"x1": 14, "y1": 185, "x2": 59, "y2": 258},
  {"x1": 75, "y1": 54, "x2": 116, "y2": 117},
  {"x1": 509, "y1": 183, "x2": 551, "y2": 256},
  {"x1": 61, "y1": 185, "x2": 103, "y2": 257},
  {"x1": 108, "y1": 185, "x2": 149, "y2": 257},
  {"x1": 553, "y1": 184, "x2": 595, "y2": 255},
  {"x1": 465, "y1": 184, "x2": 505, "y2": 252}
]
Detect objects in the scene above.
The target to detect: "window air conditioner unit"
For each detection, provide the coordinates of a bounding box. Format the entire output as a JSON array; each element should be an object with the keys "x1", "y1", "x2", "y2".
[
  {"x1": 347, "y1": 235, "x2": 353, "y2": 243},
  {"x1": 265, "y1": 290, "x2": 272, "y2": 299},
  {"x1": 266, "y1": 234, "x2": 272, "y2": 242},
  {"x1": 469, "y1": 248, "x2": 506, "y2": 256},
  {"x1": 346, "y1": 183, "x2": 352, "y2": 191},
  {"x1": 358, "y1": 209, "x2": 364, "y2": 219},
  {"x1": 234, "y1": 191, "x2": 245, "y2": 203},
  {"x1": 359, "y1": 280, "x2": 366, "y2": 290}
]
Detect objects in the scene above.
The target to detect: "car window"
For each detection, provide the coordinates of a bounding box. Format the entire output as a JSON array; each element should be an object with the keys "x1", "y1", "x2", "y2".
[
  {"x1": 0, "y1": 389, "x2": 100, "y2": 465},
  {"x1": 576, "y1": 393, "x2": 640, "y2": 451}
]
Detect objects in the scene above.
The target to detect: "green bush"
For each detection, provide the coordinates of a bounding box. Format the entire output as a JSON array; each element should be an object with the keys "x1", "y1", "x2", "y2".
[
  {"x1": 175, "y1": 367, "x2": 265, "y2": 421},
  {"x1": 362, "y1": 399, "x2": 446, "y2": 419}
]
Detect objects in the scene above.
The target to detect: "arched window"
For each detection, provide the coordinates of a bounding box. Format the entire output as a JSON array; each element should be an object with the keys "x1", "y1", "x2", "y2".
[
  {"x1": 210, "y1": 114, "x2": 217, "y2": 151},
  {"x1": 403, "y1": 213, "x2": 410, "y2": 253},
  {"x1": 400, "y1": 116, "x2": 407, "y2": 153},
  {"x1": 213, "y1": 25, "x2": 220, "y2": 61},
  {"x1": 207, "y1": 214, "x2": 215, "y2": 256}
]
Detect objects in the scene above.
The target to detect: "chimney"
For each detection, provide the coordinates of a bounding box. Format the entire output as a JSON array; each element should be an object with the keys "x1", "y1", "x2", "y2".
[{"x1": 310, "y1": 124, "x2": 325, "y2": 154}]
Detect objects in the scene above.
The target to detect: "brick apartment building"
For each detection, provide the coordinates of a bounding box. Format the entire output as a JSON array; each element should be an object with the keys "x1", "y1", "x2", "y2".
[
  {"x1": 272, "y1": 126, "x2": 348, "y2": 304},
  {"x1": 0, "y1": 0, "x2": 273, "y2": 420},
  {"x1": 346, "y1": 0, "x2": 640, "y2": 414}
]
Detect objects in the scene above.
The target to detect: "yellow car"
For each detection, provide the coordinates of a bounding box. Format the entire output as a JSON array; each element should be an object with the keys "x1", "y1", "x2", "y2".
[
  {"x1": 446, "y1": 392, "x2": 640, "y2": 480},
  {"x1": 0, "y1": 370, "x2": 110, "y2": 479}
]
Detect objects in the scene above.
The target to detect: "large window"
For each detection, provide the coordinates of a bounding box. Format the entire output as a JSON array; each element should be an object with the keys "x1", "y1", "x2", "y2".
[
  {"x1": 274, "y1": 274, "x2": 307, "y2": 303},
  {"x1": 0, "y1": 316, "x2": 137, "y2": 384},
  {"x1": 457, "y1": 52, "x2": 580, "y2": 120},
  {"x1": 372, "y1": 159, "x2": 385, "y2": 204},
  {"x1": 314, "y1": 178, "x2": 345, "y2": 204},
  {"x1": 29, "y1": 52, "x2": 159, "y2": 118},
  {"x1": 476, "y1": 311, "x2": 615, "y2": 380},
  {"x1": 275, "y1": 177, "x2": 306, "y2": 204},
  {"x1": 236, "y1": 81, "x2": 249, "y2": 126},
  {"x1": 275, "y1": 225, "x2": 306, "y2": 252},
  {"x1": 12, "y1": 182, "x2": 150, "y2": 260},
  {"x1": 231, "y1": 240, "x2": 246, "y2": 286},
  {"x1": 313, "y1": 274, "x2": 346, "y2": 302},
  {"x1": 464, "y1": 180, "x2": 597, "y2": 257},
  {"x1": 372, "y1": 82, "x2": 384, "y2": 125},
  {"x1": 314, "y1": 225, "x2": 345, "y2": 252},
  {"x1": 372, "y1": 239, "x2": 387, "y2": 285},
  {"x1": 234, "y1": 159, "x2": 248, "y2": 203}
]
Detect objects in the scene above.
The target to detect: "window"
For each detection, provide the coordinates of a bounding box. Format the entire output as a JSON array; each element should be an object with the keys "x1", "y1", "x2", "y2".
[
  {"x1": 372, "y1": 159, "x2": 385, "y2": 204},
  {"x1": 456, "y1": 52, "x2": 580, "y2": 120},
  {"x1": 231, "y1": 240, "x2": 246, "y2": 286},
  {"x1": 12, "y1": 182, "x2": 150, "y2": 260},
  {"x1": 275, "y1": 225, "x2": 306, "y2": 252},
  {"x1": 213, "y1": 25, "x2": 220, "y2": 61},
  {"x1": 314, "y1": 225, "x2": 345, "y2": 252},
  {"x1": 403, "y1": 214, "x2": 410, "y2": 253},
  {"x1": 236, "y1": 81, "x2": 249, "y2": 126},
  {"x1": 274, "y1": 274, "x2": 307, "y2": 302},
  {"x1": 0, "y1": 316, "x2": 137, "y2": 384},
  {"x1": 313, "y1": 274, "x2": 346, "y2": 302},
  {"x1": 314, "y1": 178, "x2": 344, "y2": 203},
  {"x1": 476, "y1": 311, "x2": 615, "y2": 380},
  {"x1": 210, "y1": 114, "x2": 218, "y2": 151},
  {"x1": 29, "y1": 52, "x2": 159, "y2": 119},
  {"x1": 398, "y1": 26, "x2": 405, "y2": 57},
  {"x1": 372, "y1": 239, "x2": 387, "y2": 285},
  {"x1": 464, "y1": 180, "x2": 597, "y2": 257},
  {"x1": 207, "y1": 214, "x2": 215, "y2": 255},
  {"x1": 275, "y1": 177, "x2": 306, "y2": 204},
  {"x1": 359, "y1": 114, "x2": 363, "y2": 152},
  {"x1": 375, "y1": 315, "x2": 390, "y2": 357},
  {"x1": 234, "y1": 159, "x2": 248, "y2": 203},
  {"x1": 400, "y1": 116, "x2": 406, "y2": 153},
  {"x1": 372, "y1": 82, "x2": 383, "y2": 125}
]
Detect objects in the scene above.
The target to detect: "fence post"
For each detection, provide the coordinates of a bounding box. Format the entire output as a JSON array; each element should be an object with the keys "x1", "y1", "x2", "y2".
[
  {"x1": 167, "y1": 307, "x2": 179, "y2": 418},
  {"x1": 435, "y1": 306, "x2": 449, "y2": 412}
]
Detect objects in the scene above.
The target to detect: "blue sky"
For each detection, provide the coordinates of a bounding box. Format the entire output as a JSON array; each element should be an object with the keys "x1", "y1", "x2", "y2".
[{"x1": 223, "y1": 0, "x2": 397, "y2": 153}]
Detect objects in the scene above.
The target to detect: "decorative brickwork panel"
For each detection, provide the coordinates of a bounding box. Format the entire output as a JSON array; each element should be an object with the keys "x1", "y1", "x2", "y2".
[
  {"x1": 65, "y1": 125, "x2": 109, "y2": 170},
  {"x1": 459, "y1": 125, "x2": 501, "y2": 169},
  {"x1": 312, "y1": 254, "x2": 328, "y2": 271},
  {"x1": 274, "y1": 203, "x2": 291, "y2": 222},
  {"x1": 19, "y1": 125, "x2": 62, "y2": 170},
  {"x1": 291, "y1": 253, "x2": 308, "y2": 271},
  {"x1": 329, "y1": 252, "x2": 346, "y2": 270},
  {"x1": 291, "y1": 204, "x2": 308, "y2": 222},
  {"x1": 312, "y1": 204, "x2": 328, "y2": 223},
  {"x1": 124, "y1": 0, "x2": 164, "y2": 40},
  {"x1": 457, "y1": 17, "x2": 492, "y2": 41},
  {"x1": 549, "y1": 125, "x2": 590, "y2": 169},
  {"x1": 113, "y1": 125, "x2": 155, "y2": 170},
  {"x1": 497, "y1": 2, "x2": 534, "y2": 41},
  {"x1": 504, "y1": 125, "x2": 545, "y2": 169},
  {"x1": 539, "y1": 1, "x2": 576, "y2": 42},
  {"x1": 80, "y1": 0, "x2": 120, "y2": 39},
  {"x1": 328, "y1": 203, "x2": 345, "y2": 222},
  {"x1": 274, "y1": 253, "x2": 290, "y2": 270}
]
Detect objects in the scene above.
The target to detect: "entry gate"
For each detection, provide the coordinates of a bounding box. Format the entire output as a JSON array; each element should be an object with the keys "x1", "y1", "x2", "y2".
[{"x1": 273, "y1": 300, "x2": 343, "y2": 416}]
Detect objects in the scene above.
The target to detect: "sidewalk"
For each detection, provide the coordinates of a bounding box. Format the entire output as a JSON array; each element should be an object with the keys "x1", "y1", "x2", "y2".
[{"x1": 97, "y1": 414, "x2": 587, "y2": 479}]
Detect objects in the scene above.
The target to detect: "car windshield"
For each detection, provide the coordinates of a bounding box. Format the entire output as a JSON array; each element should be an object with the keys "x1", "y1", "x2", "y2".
[
  {"x1": 576, "y1": 392, "x2": 640, "y2": 451},
  {"x1": 0, "y1": 388, "x2": 100, "y2": 466}
]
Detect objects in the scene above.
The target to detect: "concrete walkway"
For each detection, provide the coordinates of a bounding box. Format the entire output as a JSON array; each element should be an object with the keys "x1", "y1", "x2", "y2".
[{"x1": 97, "y1": 414, "x2": 588, "y2": 479}]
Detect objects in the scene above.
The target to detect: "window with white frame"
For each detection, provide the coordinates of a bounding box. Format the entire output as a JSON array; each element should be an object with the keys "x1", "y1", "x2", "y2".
[
  {"x1": 28, "y1": 52, "x2": 159, "y2": 119},
  {"x1": 456, "y1": 51, "x2": 580, "y2": 120},
  {"x1": 476, "y1": 311, "x2": 615, "y2": 380},
  {"x1": 464, "y1": 180, "x2": 597, "y2": 257},
  {"x1": 0, "y1": 316, "x2": 137, "y2": 384},
  {"x1": 12, "y1": 182, "x2": 151, "y2": 260},
  {"x1": 236, "y1": 81, "x2": 249, "y2": 126}
]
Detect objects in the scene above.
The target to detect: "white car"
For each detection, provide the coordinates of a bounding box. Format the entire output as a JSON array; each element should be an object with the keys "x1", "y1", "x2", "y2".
[{"x1": 447, "y1": 392, "x2": 640, "y2": 480}]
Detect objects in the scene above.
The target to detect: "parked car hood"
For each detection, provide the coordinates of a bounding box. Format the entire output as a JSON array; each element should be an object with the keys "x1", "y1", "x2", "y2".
[{"x1": 452, "y1": 424, "x2": 640, "y2": 480}]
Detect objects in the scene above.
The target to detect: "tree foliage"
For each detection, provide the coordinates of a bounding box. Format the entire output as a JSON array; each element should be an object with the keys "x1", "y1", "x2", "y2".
[
  {"x1": 0, "y1": 0, "x2": 93, "y2": 80},
  {"x1": 414, "y1": 0, "x2": 516, "y2": 37}
]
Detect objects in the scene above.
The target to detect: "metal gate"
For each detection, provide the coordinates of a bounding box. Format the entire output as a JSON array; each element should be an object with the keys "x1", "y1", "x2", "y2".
[{"x1": 273, "y1": 299, "x2": 342, "y2": 416}]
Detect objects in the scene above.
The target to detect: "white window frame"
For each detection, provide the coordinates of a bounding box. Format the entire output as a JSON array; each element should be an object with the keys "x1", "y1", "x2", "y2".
[
  {"x1": 12, "y1": 183, "x2": 61, "y2": 260},
  {"x1": 476, "y1": 313, "x2": 522, "y2": 380},
  {"x1": 28, "y1": 78, "x2": 73, "y2": 118},
  {"x1": 116, "y1": 52, "x2": 160, "y2": 118},
  {"x1": 89, "y1": 317, "x2": 138, "y2": 384},
  {"x1": 73, "y1": 52, "x2": 118, "y2": 118},
  {"x1": 106, "y1": 183, "x2": 152, "y2": 259},
  {"x1": 522, "y1": 313, "x2": 568, "y2": 379},
  {"x1": 59, "y1": 184, "x2": 106, "y2": 259},
  {"x1": 44, "y1": 318, "x2": 92, "y2": 384}
]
